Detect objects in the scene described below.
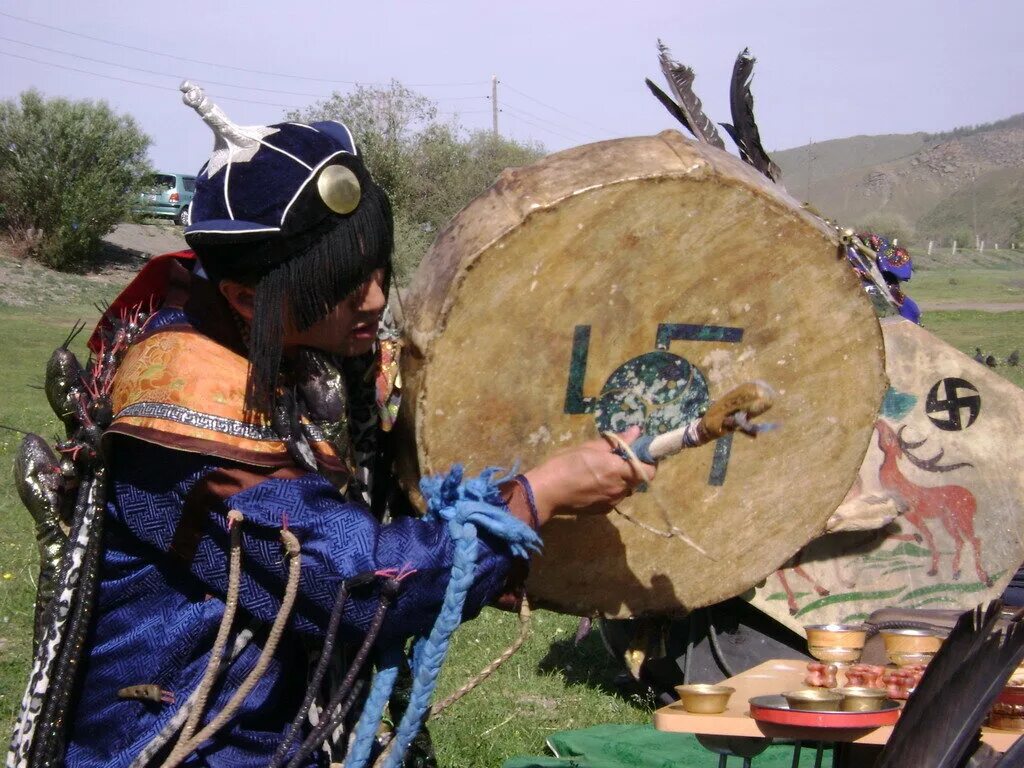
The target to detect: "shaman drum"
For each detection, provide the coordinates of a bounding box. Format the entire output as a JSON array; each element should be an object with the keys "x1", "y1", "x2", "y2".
[{"x1": 396, "y1": 131, "x2": 887, "y2": 618}]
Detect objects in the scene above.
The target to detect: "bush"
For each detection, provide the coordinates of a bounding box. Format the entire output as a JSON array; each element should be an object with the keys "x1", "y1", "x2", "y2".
[
  {"x1": 0, "y1": 90, "x2": 151, "y2": 270},
  {"x1": 857, "y1": 212, "x2": 916, "y2": 246}
]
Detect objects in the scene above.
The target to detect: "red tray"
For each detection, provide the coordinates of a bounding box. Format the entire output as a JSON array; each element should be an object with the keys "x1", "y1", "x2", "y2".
[
  {"x1": 997, "y1": 686, "x2": 1024, "y2": 706},
  {"x1": 749, "y1": 695, "x2": 901, "y2": 729}
]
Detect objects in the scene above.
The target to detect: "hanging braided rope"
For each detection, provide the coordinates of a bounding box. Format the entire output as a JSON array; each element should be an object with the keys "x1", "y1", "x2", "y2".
[
  {"x1": 345, "y1": 468, "x2": 541, "y2": 768},
  {"x1": 429, "y1": 596, "x2": 532, "y2": 718},
  {"x1": 127, "y1": 627, "x2": 254, "y2": 768},
  {"x1": 283, "y1": 580, "x2": 399, "y2": 768},
  {"x1": 160, "y1": 527, "x2": 302, "y2": 768},
  {"x1": 376, "y1": 467, "x2": 542, "y2": 768},
  {"x1": 342, "y1": 646, "x2": 403, "y2": 768},
  {"x1": 268, "y1": 578, "x2": 352, "y2": 768},
  {"x1": 373, "y1": 525, "x2": 478, "y2": 768},
  {"x1": 179, "y1": 510, "x2": 244, "y2": 744}
]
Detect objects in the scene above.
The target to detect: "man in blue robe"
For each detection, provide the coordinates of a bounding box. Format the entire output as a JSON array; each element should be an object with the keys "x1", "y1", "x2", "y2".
[{"x1": 25, "y1": 84, "x2": 651, "y2": 768}]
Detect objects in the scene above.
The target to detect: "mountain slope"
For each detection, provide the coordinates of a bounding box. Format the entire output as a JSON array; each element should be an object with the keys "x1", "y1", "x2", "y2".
[{"x1": 771, "y1": 115, "x2": 1024, "y2": 239}]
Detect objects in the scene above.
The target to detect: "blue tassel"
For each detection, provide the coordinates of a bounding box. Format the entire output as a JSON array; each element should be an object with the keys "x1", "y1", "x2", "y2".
[{"x1": 419, "y1": 466, "x2": 542, "y2": 559}]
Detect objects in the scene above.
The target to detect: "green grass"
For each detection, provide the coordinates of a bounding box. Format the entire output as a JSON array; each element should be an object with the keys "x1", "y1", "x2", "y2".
[
  {"x1": 910, "y1": 268, "x2": 1024, "y2": 304},
  {"x1": 1, "y1": 252, "x2": 1023, "y2": 765},
  {"x1": 923, "y1": 310, "x2": 1024, "y2": 389},
  {"x1": 912, "y1": 246, "x2": 1024, "y2": 272}
]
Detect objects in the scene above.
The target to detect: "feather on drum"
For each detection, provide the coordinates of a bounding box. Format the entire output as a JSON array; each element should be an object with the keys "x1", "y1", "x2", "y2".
[{"x1": 395, "y1": 131, "x2": 887, "y2": 618}]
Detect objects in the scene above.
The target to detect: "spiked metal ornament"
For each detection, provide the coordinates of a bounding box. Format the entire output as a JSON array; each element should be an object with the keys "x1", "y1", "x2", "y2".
[{"x1": 180, "y1": 80, "x2": 279, "y2": 177}]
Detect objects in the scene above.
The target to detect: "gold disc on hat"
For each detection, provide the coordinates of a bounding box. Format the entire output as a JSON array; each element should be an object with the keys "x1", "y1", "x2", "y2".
[{"x1": 317, "y1": 164, "x2": 361, "y2": 214}]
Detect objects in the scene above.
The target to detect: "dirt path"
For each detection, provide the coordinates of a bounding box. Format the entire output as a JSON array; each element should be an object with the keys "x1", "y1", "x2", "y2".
[
  {"x1": 103, "y1": 222, "x2": 186, "y2": 258},
  {"x1": 0, "y1": 223, "x2": 186, "y2": 307},
  {"x1": 920, "y1": 301, "x2": 1024, "y2": 312}
]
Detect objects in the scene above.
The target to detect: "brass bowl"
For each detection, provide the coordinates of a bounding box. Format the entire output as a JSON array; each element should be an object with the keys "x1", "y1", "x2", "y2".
[
  {"x1": 783, "y1": 688, "x2": 844, "y2": 711},
  {"x1": 807, "y1": 645, "x2": 863, "y2": 664},
  {"x1": 805, "y1": 624, "x2": 867, "y2": 663},
  {"x1": 836, "y1": 687, "x2": 888, "y2": 712},
  {"x1": 888, "y1": 650, "x2": 936, "y2": 668},
  {"x1": 673, "y1": 684, "x2": 735, "y2": 714},
  {"x1": 881, "y1": 628, "x2": 943, "y2": 655}
]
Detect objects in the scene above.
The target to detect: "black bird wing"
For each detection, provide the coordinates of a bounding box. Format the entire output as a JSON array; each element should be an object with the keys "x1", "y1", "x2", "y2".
[
  {"x1": 875, "y1": 602, "x2": 1024, "y2": 768},
  {"x1": 726, "y1": 48, "x2": 782, "y2": 182},
  {"x1": 655, "y1": 40, "x2": 724, "y2": 149}
]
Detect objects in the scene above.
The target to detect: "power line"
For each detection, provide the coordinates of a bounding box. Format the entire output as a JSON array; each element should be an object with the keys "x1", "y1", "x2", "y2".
[
  {"x1": 502, "y1": 109, "x2": 581, "y2": 144},
  {"x1": 501, "y1": 80, "x2": 612, "y2": 135},
  {"x1": 0, "y1": 10, "x2": 488, "y2": 88},
  {"x1": 0, "y1": 36, "x2": 490, "y2": 105},
  {"x1": 0, "y1": 35, "x2": 328, "y2": 99},
  {"x1": 500, "y1": 100, "x2": 597, "y2": 141},
  {"x1": 0, "y1": 50, "x2": 302, "y2": 110}
]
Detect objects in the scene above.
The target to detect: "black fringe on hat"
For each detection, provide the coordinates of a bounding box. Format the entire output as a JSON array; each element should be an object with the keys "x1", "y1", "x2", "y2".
[{"x1": 196, "y1": 178, "x2": 393, "y2": 417}]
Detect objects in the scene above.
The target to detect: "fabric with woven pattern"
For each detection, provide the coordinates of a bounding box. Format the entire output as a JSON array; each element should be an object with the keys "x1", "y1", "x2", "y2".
[{"x1": 63, "y1": 438, "x2": 515, "y2": 767}]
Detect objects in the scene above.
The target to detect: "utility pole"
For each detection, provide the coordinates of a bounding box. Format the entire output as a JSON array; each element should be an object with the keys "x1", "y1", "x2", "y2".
[
  {"x1": 805, "y1": 138, "x2": 816, "y2": 204},
  {"x1": 491, "y1": 75, "x2": 499, "y2": 137}
]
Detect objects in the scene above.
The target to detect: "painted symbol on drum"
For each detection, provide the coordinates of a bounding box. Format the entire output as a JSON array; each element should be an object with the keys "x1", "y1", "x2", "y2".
[
  {"x1": 926, "y1": 377, "x2": 981, "y2": 431},
  {"x1": 564, "y1": 322, "x2": 743, "y2": 486}
]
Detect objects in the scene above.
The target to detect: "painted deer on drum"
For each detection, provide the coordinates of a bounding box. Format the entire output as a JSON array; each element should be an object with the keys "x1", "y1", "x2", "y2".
[{"x1": 873, "y1": 420, "x2": 990, "y2": 586}]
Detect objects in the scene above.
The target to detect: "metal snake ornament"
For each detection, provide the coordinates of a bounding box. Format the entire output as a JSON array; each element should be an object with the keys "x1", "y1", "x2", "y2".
[
  {"x1": 7, "y1": 304, "x2": 153, "y2": 768},
  {"x1": 12, "y1": 436, "x2": 71, "y2": 654}
]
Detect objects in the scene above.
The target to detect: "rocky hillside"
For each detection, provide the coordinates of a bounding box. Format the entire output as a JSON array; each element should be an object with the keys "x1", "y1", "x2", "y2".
[{"x1": 773, "y1": 115, "x2": 1024, "y2": 244}]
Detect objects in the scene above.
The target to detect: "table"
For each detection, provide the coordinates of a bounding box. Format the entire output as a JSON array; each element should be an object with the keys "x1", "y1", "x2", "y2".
[{"x1": 653, "y1": 659, "x2": 1021, "y2": 766}]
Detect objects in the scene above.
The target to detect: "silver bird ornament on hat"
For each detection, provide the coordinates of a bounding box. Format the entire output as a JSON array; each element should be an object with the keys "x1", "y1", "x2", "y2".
[{"x1": 180, "y1": 80, "x2": 279, "y2": 177}]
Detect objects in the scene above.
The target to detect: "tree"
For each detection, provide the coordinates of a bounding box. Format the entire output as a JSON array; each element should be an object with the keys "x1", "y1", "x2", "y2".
[
  {"x1": 856, "y1": 212, "x2": 916, "y2": 246},
  {"x1": 288, "y1": 80, "x2": 437, "y2": 213},
  {"x1": 0, "y1": 90, "x2": 152, "y2": 270},
  {"x1": 290, "y1": 82, "x2": 544, "y2": 282}
]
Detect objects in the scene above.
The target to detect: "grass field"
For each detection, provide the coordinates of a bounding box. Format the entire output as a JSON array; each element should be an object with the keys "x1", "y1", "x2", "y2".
[
  {"x1": 911, "y1": 268, "x2": 1024, "y2": 304},
  {"x1": 0, "y1": 251, "x2": 1021, "y2": 765}
]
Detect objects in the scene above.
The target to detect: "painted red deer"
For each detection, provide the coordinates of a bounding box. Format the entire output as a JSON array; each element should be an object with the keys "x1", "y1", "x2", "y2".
[{"x1": 874, "y1": 420, "x2": 990, "y2": 586}]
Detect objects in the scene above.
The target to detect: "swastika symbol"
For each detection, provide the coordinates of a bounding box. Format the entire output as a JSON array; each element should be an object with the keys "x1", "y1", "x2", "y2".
[{"x1": 925, "y1": 377, "x2": 981, "y2": 431}]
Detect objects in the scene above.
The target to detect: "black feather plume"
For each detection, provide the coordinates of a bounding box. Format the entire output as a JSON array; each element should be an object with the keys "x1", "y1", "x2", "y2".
[
  {"x1": 656, "y1": 40, "x2": 724, "y2": 149},
  {"x1": 645, "y1": 78, "x2": 695, "y2": 135},
  {"x1": 875, "y1": 602, "x2": 1024, "y2": 768},
  {"x1": 725, "y1": 48, "x2": 782, "y2": 182}
]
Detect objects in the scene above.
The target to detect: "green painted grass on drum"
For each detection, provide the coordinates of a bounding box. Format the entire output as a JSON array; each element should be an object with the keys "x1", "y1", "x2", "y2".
[{"x1": 0, "y1": 257, "x2": 1022, "y2": 764}]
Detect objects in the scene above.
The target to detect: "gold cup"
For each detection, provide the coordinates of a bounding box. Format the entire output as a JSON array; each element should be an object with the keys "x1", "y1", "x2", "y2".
[
  {"x1": 836, "y1": 687, "x2": 889, "y2": 712},
  {"x1": 673, "y1": 684, "x2": 735, "y2": 714},
  {"x1": 805, "y1": 624, "x2": 867, "y2": 664},
  {"x1": 783, "y1": 689, "x2": 844, "y2": 711},
  {"x1": 881, "y1": 629, "x2": 942, "y2": 666}
]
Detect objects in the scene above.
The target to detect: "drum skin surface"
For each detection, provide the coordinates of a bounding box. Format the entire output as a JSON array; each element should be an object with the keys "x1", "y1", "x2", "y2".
[{"x1": 397, "y1": 131, "x2": 887, "y2": 618}]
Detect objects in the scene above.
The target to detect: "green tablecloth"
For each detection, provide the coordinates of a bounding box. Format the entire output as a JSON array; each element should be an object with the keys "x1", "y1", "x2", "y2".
[{"x1": 502, "y1": 724, "x2": 833, "y2": 768}]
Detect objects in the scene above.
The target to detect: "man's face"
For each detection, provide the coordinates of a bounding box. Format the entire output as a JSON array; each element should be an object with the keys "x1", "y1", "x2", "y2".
[{"x1": 283, "y1": 268, "x2": 387, "y2": 357}]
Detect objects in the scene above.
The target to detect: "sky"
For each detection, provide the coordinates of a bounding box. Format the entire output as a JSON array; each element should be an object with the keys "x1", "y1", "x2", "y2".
[{"x1": 1, "y1": 0, "x2": 1022, "y2": 173}]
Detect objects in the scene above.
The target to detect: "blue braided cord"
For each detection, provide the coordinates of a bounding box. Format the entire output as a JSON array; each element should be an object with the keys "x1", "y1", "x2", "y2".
[
  {"x1": 379, "y1": 522, "x2": 477, "y2": 768},
  {"x1": 419, "y1": 465, "x2": 542, "y2": 559},
  {"x1": 376, "y1": 466, "x2": 540, "y2": 768},
  {"x1": 343, "y1": 644, "x2": 404, "y2": 768}
]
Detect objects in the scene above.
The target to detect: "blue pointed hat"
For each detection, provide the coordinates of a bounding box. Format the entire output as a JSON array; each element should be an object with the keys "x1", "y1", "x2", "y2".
[
  {"x1": 177, "y1": 81, "x2": 393, "y2": 413},
  {"x1": 181, "y1": 80, "x2": 369, "y2": 247}
]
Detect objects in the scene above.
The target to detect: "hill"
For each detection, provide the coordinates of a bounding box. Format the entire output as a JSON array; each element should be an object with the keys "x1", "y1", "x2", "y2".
[
  {"x1": 772, "y1": 114, "x2": 1024, "y2": 244},
  {"x1": 917, "y1": 166, "x2": 1024, "y2": 246}
]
